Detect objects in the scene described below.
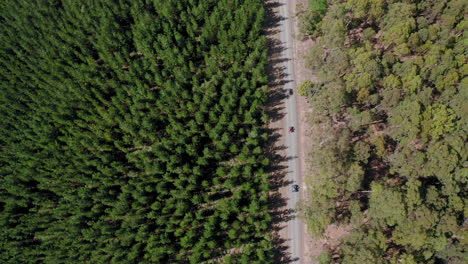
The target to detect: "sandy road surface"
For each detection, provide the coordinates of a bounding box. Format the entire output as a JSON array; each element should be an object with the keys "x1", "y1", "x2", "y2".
[{"x1": 278, "y1": 1, "x2": 303, "y2": 263}]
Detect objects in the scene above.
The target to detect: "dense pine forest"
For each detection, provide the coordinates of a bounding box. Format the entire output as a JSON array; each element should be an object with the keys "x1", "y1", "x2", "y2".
[
  {"x1": 0, "y1": 0, "x2": 274, "y2": 263},
  {"x1": 299, "y1": 0, "x2": 467, "y2": 263}
]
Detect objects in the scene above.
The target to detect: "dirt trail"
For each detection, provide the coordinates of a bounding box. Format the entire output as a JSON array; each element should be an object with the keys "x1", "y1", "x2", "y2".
[
  {"x1": 265, "y1": 0, "x2": 314, "y2": 262},
  {"x1": 289, "y1": 0, "x2": 351, "y2": 263},
  {"x1": 264, "y1": 1, "x2": 294, "y2": 263},
  {"x1": 288, "y1": 0, "x2": 318, "y2": 262},
  {"x1": 265, "y1": 0, "x2": 348, "y2": 262}
]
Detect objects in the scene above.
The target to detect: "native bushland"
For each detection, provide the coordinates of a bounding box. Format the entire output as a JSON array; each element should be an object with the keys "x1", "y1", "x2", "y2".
[
  {"x1": 0, "y1": 0, "x2": 273, "y2": 263},
  {"x1": 299, "y1": 0, "x2": 467, "y2": 263},
  {"x1": 297, "y1": 0, "x2": 328, "y2": 36}
]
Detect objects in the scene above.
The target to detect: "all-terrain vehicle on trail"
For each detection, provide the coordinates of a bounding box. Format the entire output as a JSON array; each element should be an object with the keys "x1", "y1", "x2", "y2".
[{"x1": 291, "y1": 184, "x2": 299, "y2": 192}]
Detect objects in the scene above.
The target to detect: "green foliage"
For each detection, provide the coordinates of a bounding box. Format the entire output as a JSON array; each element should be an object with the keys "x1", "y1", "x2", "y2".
[
  {"x1": 389, "y1": 99, "x2": 422, "y2": 143},
  {"x1": 298, "y1": 9, "x2": 325, "y2": 36},
  {"x1": 297, "y1": 80, "x2": 315, "y2": 97},
  {"x1": 381, "y1": 3, "x2": 417, "y2": 46},
  {"x1": 369, "y1": 184, "x2": 407, "y2": 227},
  {"x1": 315, "y1": 251, "x2": 332, "y2": 264},
  {"x1": 298, "y1": 0, "x2": 328, "y2": 36},
  {"x1": 353, "y1": 141, "x2": 371, "y2": 163},
  {"x1": 421, "y1": 103, "x2": 457, "y2": 139},
  {"x1": 345, "y1": 0, "x2": 384, "y2": 21},
  {"x1": 340, "y1": 229, "x2": 388, "y2": 264},
  {"x1": 345, "y1": 163, "x2": 364, "y2": 193},
  {"x1": 300, "y1": 180, "x2": 336, "y2": 236},
  {"x1": 309, "y1": 0, "x2": 327, "y2": 14},
  {"x1": 0, "y1": 0, "x2": 273, "y2": 262},
  {"x1": 302, "y1": 0, "x2": 467, "y2": 263},
  {"x1": 391, "y1": 253, "x2": 418, "y2": 264}
]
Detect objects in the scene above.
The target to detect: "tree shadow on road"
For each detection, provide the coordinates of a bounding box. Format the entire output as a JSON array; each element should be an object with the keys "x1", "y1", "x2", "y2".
[{"x1": 263, "y1": 1, "x2": 298, "y2": 264}]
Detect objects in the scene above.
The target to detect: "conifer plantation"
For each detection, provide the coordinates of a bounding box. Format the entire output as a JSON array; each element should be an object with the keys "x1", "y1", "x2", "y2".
[
  {"x1": 0, "y1": 0, "x2": 274, "y2": 263},
  {"x1": 299, "y1": 0, "x2": 467, "y2": 263}
]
